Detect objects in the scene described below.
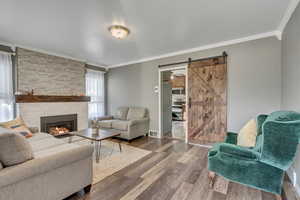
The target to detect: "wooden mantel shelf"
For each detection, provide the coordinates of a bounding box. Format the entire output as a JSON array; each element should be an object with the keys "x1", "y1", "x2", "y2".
[{"x1": 15, "y1": 95, "x2": 91, "y2": 103}]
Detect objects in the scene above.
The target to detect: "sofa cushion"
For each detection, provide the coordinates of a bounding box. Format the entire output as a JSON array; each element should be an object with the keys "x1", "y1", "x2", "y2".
[
  {"x1": 0, "y1": 132, "x2": 34, "y2": 167},
  {"x1": 114, "y1": 107, "x2": 129, "y2": 120},
  {"x1": 98, "y1": 120, "x2": 115, "y2": 129},
  {"x1": 112, "y1": 121, "x2": 129, "y2": 131},
  {"x1": 127, "y1": 108, "x2": 146, "y2": 120},
  {"x1": 237, "y1": 119, "x2": 258, "y2": 147}
]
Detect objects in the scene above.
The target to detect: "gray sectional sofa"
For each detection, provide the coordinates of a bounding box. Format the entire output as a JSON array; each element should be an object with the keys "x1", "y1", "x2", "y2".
[
  {"x1": 0, "y1": 129, "x2": 94, "y2": 200},
  {"x1": 92, "y1": 107, "x2": 150, "y2": 141}
]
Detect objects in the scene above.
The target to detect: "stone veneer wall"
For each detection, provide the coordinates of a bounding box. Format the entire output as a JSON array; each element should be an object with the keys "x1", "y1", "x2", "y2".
[
  {"x1": 17, "y1": 48, "x2": 85, "y2": 95},
  {"x1": 16, "y1": 48, "x2": 88, "y2": 131}
]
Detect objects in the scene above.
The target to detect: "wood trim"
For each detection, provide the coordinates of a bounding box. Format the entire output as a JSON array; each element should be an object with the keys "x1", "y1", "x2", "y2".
[{"x1": 15, "y1": 95, "x2": 91, "y2": 103}]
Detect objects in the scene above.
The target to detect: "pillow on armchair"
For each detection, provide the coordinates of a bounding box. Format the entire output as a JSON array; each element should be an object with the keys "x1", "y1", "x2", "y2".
[{"x1": 237, "y1": 119, "x2": 258, "y2": 147}]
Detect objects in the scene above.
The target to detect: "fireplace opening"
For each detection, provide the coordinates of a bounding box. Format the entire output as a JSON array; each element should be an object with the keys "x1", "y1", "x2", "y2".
[{"x1": 40, "y1": 114, "x2": 77, "y2": 136}]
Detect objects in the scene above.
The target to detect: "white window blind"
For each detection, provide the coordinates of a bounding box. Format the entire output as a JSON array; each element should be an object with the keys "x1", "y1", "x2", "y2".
[
  {"x1": 0, "y1": 52, "x2": 14, "y2": 122},
  {"x1": 86, "y1": 69, "x2": 105, "y2": 120}
]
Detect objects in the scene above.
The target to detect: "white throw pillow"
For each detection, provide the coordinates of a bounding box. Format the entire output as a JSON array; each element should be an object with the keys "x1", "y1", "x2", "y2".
[{"x1": 237, "y1": 119, "x2": 258, "y2": 147}]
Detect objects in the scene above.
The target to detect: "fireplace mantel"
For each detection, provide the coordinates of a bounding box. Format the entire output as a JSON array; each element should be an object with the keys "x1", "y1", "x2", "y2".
[{"x1": 15, "y1": 95, "x2": 91, "y2": 103}]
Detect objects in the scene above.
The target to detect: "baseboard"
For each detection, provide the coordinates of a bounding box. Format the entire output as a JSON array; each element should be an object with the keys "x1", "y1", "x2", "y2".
[{"x1": 287, "y1": 166, "x2": 300, "y2": 196}]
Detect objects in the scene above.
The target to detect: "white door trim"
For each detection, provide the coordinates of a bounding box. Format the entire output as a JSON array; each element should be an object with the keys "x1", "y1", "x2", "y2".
[{"x1": 158, "y1": 65, "x2": 188, "y2": 143}]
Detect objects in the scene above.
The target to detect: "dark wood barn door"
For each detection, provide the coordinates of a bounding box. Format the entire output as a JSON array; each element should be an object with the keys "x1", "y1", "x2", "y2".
[{"x1": 188, "y1": 56, "x2": 227, "y2": 145}]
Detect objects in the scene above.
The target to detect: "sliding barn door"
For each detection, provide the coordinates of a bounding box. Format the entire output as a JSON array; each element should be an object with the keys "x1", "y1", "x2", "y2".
[{"x1": 188, "y1": 56, "x2": 227, "y2": 145}]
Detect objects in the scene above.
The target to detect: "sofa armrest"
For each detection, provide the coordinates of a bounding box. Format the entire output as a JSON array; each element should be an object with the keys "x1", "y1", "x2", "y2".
[
  {"x1": 129, "y1": 118, "x2": 150, "y2": 126},
  {"x1": 0, "y1": 144, "x2": 93, "y2": 188},
  {"x1": 217, "y1": 143, "x2": 259, "y2": 160}
]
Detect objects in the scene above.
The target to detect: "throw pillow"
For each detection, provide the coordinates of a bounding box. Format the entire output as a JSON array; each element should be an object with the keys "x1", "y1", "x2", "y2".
[
  {"x1": 0, "y1": 132, "x2": 34, "y2": 167},
  {"x1": 0, "y1": 162, "x2": 3, "y2": 170},
  {"x1": 0, "y1": 117, "x2": 33, "y2": 138},
  {"x1": 114, "y1": 107, "x2": 129, "y2": 120},
  {"x1": 237, "y1": 119, "x2": 258, "y2": 147}
]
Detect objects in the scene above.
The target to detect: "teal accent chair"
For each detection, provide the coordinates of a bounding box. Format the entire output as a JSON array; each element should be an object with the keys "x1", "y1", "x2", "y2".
[{"x1": 208, "y1": 111, "x2": 300, "y2": 198}]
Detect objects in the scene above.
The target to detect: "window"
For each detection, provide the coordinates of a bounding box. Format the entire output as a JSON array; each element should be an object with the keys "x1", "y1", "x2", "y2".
[
  {"x1": 0, "y1": 52, "x2": 14, "y2": 122},
  {"x1": 86, "y1": 69, "x2": 105, "y2": 120}
]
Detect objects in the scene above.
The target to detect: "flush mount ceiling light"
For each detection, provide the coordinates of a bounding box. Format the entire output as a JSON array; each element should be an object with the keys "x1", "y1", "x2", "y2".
[{"x1": 108, "y1": 25, "x2": 130, "y2": 39}]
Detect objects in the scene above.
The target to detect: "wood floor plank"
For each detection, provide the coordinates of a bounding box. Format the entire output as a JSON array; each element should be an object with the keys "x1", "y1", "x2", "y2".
[
  {"x1": 120, "y1": 170, "x2": 165, "y2": 200},
  {"x1": 155, "y1": 140, "x2": 179, "y2": 152},
  {"x1": 64, "y1": 137, "x2": 298, "y2": 200},
  {"x1": 186, "y1": 167, "x2": 211, "y2": 200},
  {"x1": 90, "y1": 175, "x2": 142, "y2": 200},
  {"x1": 170, "y1": 182, "x2": 194, "y2": 200},
  {"x1": 141, "y1": 152, "x2": 182, "y2": 179},
  {"x1": 124, "y1": 152, "x2": 169, "y2": 178},
  {"x1": 213, "y1": 176, "x2": 229, "y2": 195},
  {"x1": 136, "y1": 162, "x2": 185, "y2": 200}
]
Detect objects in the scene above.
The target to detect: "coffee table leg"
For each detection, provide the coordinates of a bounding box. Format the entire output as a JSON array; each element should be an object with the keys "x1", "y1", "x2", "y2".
[
  {"x1": 118, "y1": 142, "x2": 122, "y2": 152},
  {"x1": 95, "y1": 141, "x2": 101, "y2": 163}
]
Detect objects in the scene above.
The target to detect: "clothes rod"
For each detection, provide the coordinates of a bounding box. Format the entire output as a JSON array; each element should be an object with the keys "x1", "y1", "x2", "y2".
[{"x1": 158, "y1": 51, "x2": 227, "y2": 68}]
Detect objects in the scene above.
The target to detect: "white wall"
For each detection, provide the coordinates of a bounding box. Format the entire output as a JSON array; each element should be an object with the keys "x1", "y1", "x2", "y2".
[
  {"x1": 281, "y1": 3, "x2": 300, "y2": 195},
  {"x1": 107, "y1": 37, "x2": 282, "y2": 133}
]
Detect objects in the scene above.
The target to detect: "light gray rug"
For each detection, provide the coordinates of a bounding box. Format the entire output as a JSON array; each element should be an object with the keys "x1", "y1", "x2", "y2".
[{"x1": 62, "y1": 136, "x2": 151, "y2": 184}]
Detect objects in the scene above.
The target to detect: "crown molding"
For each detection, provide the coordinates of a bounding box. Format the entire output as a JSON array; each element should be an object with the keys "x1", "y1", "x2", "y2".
[
  {"x1": 108, "y1": 31, "x2": 279, "y2": 68},
  {"x1": 278, "y1": 0, "x2": 300, "y2": 33},
  {"x1": 0, "y1": 41, "x2": 108, "y2": 69}
]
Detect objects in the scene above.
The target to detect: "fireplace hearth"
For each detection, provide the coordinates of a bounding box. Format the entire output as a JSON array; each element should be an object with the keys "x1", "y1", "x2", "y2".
[{"x1": 40, "y1": 114, "x2": 77, "y2": 136}]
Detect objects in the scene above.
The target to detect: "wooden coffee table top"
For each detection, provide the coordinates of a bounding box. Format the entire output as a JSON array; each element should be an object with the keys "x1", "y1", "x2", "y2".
[{"x1": 70, "y1": 128, "x2": 120, "y2": 141}]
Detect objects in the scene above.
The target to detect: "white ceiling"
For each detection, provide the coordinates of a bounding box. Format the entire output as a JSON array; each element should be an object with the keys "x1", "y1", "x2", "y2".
[{"x1": 0, "y1": 0, "x2": 294, "y2": 67}]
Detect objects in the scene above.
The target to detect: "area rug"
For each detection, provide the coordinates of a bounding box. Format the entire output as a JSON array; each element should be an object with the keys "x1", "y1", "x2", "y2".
[{"x1": 62, "y1": 136, "x2": 151, "y2": 184}]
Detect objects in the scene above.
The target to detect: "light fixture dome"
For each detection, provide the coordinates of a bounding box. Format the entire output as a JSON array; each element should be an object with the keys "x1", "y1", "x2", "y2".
[{"x1": 108, "y1": 25, "x2": 130, "y2": 39}]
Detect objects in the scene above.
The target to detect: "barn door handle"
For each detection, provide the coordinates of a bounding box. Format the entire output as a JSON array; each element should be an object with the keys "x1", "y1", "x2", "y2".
[{"x1": 189, "y1": 97, "x2": 192, "y2": 108}]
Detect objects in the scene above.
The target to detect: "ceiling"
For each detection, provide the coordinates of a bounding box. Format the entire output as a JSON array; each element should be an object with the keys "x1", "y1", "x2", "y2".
[{"x1": 0, "y1": 0, "x2": 293, "y2": 67}]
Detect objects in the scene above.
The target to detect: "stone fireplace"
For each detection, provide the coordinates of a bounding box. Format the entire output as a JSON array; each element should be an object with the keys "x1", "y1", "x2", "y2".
[
  {"x1": 15, "y1": 48, "x2": 89, "y2": 132},
  {"x1": 40, "y1": 114, "x2": 77, "y2": 136}
]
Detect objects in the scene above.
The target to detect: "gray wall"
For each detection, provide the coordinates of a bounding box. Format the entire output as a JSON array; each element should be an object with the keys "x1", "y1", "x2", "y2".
[
  {"x1": 107, "y1": 37, "x2": 282, "y2": 132},
  {"x1": 281, "y1": 3, "x2": 300, "y2": 193}
]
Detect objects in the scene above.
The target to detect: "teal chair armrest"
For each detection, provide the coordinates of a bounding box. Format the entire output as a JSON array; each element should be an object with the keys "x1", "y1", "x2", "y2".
[
  {"x1": 218, "y1": 143, "x2": 260, "y2": 160},
  {"x1": 225, "y1": 132, "x2": 238, "y2": 144}
]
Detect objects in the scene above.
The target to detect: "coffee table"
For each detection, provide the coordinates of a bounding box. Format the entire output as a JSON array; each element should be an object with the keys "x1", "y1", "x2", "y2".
[{"x1": 68, "y1": 128, "x2": 122, "y2": 163}]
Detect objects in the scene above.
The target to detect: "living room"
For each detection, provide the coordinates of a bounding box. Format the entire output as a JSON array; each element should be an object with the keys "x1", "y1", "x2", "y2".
[{"x1": 1, "y1": 1, "x2": 300, "y2": 200}]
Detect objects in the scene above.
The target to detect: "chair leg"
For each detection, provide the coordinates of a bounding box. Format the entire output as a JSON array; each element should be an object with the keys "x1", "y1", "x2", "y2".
[
  {"x1": 208, "y1": 171, "x2": 216, "y2": 188},
  {"x1": 275, "y1": 194, "x2": 282, "y2": 200}
]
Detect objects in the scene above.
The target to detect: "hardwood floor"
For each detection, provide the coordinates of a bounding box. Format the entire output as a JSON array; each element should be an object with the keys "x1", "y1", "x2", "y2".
[{"x1": 65, "y1": 137, "x2": 299, "y2": 200}]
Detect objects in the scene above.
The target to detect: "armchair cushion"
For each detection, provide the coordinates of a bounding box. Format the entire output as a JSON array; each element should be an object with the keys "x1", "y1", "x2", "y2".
[
  {"x1": 211, "y1": 143, "x2": 259, "y2": 160},
  {"x1": 237, "y1": 119, "x2": 258, "y2": 147},
  {"x1": 130, "y1": 118, "x2": 149, "y2": 126},
  {"x1": 114, "y1": 107, "x2": 129, "y2": 120},
  {"x1": 112, "y1": 121, "x2": 129, "y2": 131},
  {"x1": 127, "y1": 108, "x2": 146, "y2": 120}
]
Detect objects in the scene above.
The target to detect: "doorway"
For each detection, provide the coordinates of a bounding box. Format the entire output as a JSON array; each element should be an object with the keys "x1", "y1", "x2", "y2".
[{"x1": 159, "y1": 66, "x2": 187, "y2": 141}]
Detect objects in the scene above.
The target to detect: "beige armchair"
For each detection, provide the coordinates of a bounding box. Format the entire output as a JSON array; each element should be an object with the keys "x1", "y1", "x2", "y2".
[{"x1": 92, "y1": 107, "x2": 150, "y2": 141}]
